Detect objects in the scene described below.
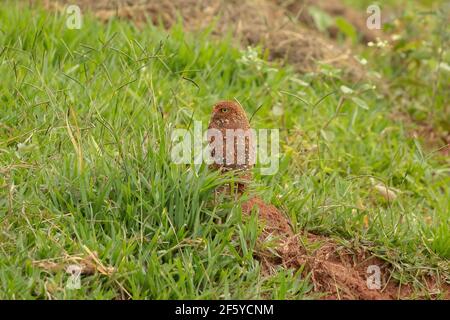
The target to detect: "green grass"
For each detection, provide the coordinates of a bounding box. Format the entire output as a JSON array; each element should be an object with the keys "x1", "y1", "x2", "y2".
[{"x1": 0, "y1": 1, "x2": 448, "y2": 299}]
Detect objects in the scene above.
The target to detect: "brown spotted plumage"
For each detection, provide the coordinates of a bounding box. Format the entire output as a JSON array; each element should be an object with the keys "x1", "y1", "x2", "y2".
[{"x1": 207, "y1": 100, "x2": 254, "y2": 192}]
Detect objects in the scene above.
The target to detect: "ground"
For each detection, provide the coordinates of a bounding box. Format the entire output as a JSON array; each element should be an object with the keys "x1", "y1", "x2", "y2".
[{"x1": 0, "y1": 0, "x2": 449, "y2": 299}]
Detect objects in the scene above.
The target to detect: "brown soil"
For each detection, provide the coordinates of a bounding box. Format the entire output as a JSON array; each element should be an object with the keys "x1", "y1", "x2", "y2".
[
  {"x1": 41, "y1": 0, "x2": 366, "y2": 79},
  {"x1": 242, "y1": 196, "x2": 449, "y2": 300}
]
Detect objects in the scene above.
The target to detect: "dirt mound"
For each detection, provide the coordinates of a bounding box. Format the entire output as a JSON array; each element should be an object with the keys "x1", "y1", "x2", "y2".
[
  {"x1": 242, "y1": 196, "x2": 448, "y2": 300},
  {"x1": 42, "y1": 0, "x2": 365, "y2": 79}
]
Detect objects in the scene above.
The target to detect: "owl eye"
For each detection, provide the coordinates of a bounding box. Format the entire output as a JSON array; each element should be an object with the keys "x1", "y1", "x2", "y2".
[{"x1": 220, "y1": 108, "x2": 229, "y2": 113}]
